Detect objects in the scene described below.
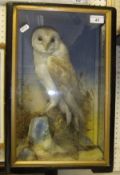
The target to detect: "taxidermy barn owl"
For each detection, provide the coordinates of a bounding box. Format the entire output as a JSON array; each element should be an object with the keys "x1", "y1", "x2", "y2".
[{"x1": 32, "y1": 27, "x2": 84, "y2": 130}]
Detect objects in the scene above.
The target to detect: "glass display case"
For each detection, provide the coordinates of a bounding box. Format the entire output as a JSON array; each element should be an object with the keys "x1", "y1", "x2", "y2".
[{"x1": 6, "y1": 3, "x2": 116, "y2": 172}]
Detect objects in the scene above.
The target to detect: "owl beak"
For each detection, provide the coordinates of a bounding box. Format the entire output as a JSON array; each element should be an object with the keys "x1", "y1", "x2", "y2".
[{"x1": 44, "y1": 43, "x2": 49, "y2": 50}]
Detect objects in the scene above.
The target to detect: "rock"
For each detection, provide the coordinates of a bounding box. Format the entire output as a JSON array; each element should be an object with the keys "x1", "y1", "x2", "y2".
[
  {"x1": 17, "y1": 116, "x2": 67, "y2": 161},
  {"x1": 28, "y1": 116, "x2": 66, "y2": 159},
  {"x1": 28, "y1": 116, "x2": 50, "y2": 145},
  {"x1": 17, "y1": 147, "x2": 36, "y2": 160}
]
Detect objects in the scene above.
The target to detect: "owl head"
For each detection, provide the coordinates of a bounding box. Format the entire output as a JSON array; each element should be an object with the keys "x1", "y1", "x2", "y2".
[{"x1": 32, "y1": 27, "x2": 62, "y2": 54}]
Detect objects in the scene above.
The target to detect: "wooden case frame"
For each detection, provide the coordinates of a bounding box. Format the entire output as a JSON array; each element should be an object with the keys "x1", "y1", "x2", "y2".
[{"x1": 6, "y1": 2, "x2": 116, "y2": 173}]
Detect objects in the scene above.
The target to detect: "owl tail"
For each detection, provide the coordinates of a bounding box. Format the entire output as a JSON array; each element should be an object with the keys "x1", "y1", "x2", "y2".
[{"x1": 64, "y1": 92, "x2": 85, "y2": 131}]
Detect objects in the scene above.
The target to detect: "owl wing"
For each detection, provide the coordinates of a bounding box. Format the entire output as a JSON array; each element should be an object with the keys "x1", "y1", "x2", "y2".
[
  {"x1": 47, "y1": 56, "x2": 85, "y2": 126},
  {"x1": 47, "y1": 56, "x2": 79, "y2": 93}
]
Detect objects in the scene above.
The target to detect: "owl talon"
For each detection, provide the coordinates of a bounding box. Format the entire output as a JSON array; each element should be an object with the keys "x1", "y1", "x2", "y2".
[{"x1": 46, "y1": 101, "x2": 57, "y2": 112}]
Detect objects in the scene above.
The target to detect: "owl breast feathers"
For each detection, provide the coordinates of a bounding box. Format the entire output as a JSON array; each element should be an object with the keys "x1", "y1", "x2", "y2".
[{"x1": 32, "y1": 27, "x2": 84, "y2": 131}]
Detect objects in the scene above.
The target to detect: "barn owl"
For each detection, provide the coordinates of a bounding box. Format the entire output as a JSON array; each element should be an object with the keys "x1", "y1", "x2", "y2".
[{"x1": 32, "y1": 27, "x2": 84, "y2": 130}]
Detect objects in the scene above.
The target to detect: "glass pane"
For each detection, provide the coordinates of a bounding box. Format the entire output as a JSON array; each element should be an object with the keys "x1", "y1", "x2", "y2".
[{"x1": 14, "y1": 8, "x2": 108, "y2": 162}]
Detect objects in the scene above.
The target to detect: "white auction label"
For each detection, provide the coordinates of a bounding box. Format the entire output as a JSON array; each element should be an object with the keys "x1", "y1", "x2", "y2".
[
  {"x1": 90, "y1": 15, "x2": 104, "y2": 24},
  {"x1": 20, "y1": 24, "x2": 30, "y2": 33}
]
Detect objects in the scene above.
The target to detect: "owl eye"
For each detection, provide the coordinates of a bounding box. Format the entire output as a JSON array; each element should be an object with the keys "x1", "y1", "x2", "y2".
[
  {"x1": 38, "y1": 36, "x2": 42, "y2": 41},
  {"x1": 50, "y1": 37, "x2": 55, "y2": 43}
]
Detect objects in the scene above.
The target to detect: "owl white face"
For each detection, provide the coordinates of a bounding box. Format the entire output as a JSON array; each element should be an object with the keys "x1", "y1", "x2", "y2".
[{"x1": 32, "y1": 27, "x2": 61, "y2": 54}]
